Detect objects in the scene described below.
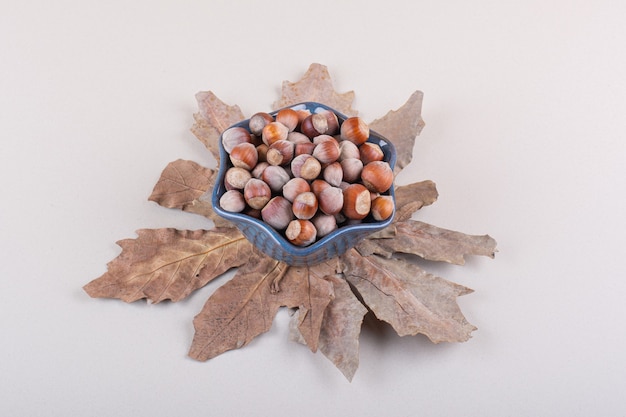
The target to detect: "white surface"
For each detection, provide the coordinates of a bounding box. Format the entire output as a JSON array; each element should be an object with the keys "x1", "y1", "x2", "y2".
[{"x1": 2, "y1": 1, "x2": 625, "y2": 416}]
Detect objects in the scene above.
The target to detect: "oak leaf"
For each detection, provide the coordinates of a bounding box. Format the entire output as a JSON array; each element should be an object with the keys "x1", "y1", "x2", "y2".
[
  {"x1": 191, "y1": 91, "x2": 245, "y2": 163},
  {"x1": 83, "y1": 228, "x2": 253, "y2": 303},
  {"x1": 341, "y1": 249, "x2": 476, "y2": 343},
  {"x1": 272, "y1": 63, "x2": 357, "y2": 116},
  {"x1": 393, "y1": 180, "x2": 439, "y2": 222},
  {"x1": 358, "y1": 220, "x2": 497, "y2": 265},
  {"x1": 314, "y1": 274, "x2": 368, "y2": 382},
  {"x1": 148, "y1": 159, "x2": 233, "y2": 228},
  {"x1": 148, "y1": 159, "x2": 215, "y2": 210},
  {"x1": 189, "y1": 255, "x2": 335, "y2": 361},
  {"x1": 369, "y1": 91, "x2": 425, "y2": 174}
]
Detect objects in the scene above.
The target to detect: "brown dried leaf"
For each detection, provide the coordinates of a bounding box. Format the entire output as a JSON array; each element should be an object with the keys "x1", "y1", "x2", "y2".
[
  {"x1": 360, "y1": 220, "x2": 497, "y2": 265},
  {"x1": 189, "y1": 255, "x2": 334, "y2": 361},
  {"x1": 369, "y1": 91, "x2": 425, "y2": 174},
  {"x1": 317, "y1": 274, "x2": 368, "y2": 381},
  {"x1": 192, "y1": 91, "x2": 245, "y2": 162},
  {"x1": 190, "y1": 113, "x2": 221, "y2": 163},
  {"x1": 148, "y1": 159, "x2": 215, "y2": 210},
  {"x1": 83, "y1": 228, "x2": 253, "y2": 303},
  {"x1": 272, "y1": 63, "x2": 357, "y2": 116},
  {"x1": 148, "y1": 160, "x2": 233, "y2": 228},
  {"x1": 283, "y1": 262, "x2": 336, "y2": 352},
  {"x1": 393, "y1": 180, "x2": 439, "y2": 222},
  {"x1": 341, "y1": 249, "x2": 476, "y2": 343}
]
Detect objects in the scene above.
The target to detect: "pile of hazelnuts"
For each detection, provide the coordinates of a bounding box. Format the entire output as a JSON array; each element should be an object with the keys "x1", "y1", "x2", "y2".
[{"x1": 218, "y1": 107, "x2": 395, "y2": 247}]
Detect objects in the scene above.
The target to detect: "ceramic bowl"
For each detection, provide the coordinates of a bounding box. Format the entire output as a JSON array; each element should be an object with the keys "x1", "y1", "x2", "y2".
[{"x1": 212, "y1": 102, "x2": 396, "y2": 266}]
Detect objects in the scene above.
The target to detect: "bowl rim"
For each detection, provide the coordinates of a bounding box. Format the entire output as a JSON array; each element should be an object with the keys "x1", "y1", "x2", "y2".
[{"x1": 211, "y1": 101, "x2": 397, "y2": 258}]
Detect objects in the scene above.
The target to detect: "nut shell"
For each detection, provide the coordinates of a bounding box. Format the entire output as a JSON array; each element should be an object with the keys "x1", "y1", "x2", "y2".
[
  {"x1": 285, "y1": 219, "x2": 317, "y2": 246},
  {"x1": 340, "y1": 117, "x2": 369, "y2": 145},
  {"x1": 292, "y1": 191, "x2": 318, "y2": 220},
  {"x1": 243, "y1": 178, "x2": 271, "y2": 210},
  {"x1": 229, "y1": 142, "x2": 258, "y2": 170},
  {"x1": 361, "y1": 161, "x2": 394, "y2": 193},
  {"x1": 261, "y1": 196, "x2": 294, "y2": 230},
  {"x1": 342, "y1": 183, "x2": 371, "y2": 220},
  {"x1": 371, "y1": 195, "x2": 395, "y2": 221}
]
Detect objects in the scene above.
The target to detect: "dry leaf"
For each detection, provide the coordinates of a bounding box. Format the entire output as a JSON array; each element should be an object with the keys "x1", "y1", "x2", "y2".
[
  {"x1": 289, "y1": 272, "x2": 367, "y2": 381},
  {"x1": 190, "y1": 113, "x2": 221, "y2": 163},
  {"x1": 341, "y1": 249, "x2": 476, "y2": 343},
  {"x1": 86, "y1": 64, "x2": 498, "y2": 381},
  {"x1": 282, "y1": 263, "x2": 336, "y2": 352},
  {"x1": 192, "y1": 91, "x2": 245, "y2": 162},
  {"x1": 272, "y1": 63, "x2": 357, "y2": 116},
  {"x1": 189, "y1": 256, "x2": 334, "y2": 361},
  {"x1": 148, "y1": 159, "x2": 215, "y2": 210},
  {"x1": 83, "y1": 228, "x2": 253, "y2": 303},
  {"x1": 393, "y1": 180, "x2": 439, "y2": 222},
  {"x1": 317, "y1": 274, "x2": 368, "y2": 381},
  {"x1": 369, "y1": 91, "x2": 425, "y2": 174},
  {"x1": 359, "y1": 220, "x2": 497, "y2": 265},
  {"x1": 148, "y1": 160, "x2": 233, "y2": 228}
]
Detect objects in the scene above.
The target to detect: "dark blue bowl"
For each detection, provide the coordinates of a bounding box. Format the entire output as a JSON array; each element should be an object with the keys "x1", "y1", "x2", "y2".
[{"x1": 212, "y1": 102, "x2": 396, "y2": 266}]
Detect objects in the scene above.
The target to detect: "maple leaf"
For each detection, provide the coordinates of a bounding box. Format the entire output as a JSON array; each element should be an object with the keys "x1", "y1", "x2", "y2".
[
  {"x1": 341, "y1": 249, "x2": 476, "y2": 342},
  {"x1": 83, "y1": 228, "x2": 253, "y2": 303}
]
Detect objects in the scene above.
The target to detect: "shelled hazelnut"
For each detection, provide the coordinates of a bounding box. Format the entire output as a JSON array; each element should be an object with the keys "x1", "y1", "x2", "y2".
[{"x1": 219, "y1": 107, "x2": 395, "y2": 247}]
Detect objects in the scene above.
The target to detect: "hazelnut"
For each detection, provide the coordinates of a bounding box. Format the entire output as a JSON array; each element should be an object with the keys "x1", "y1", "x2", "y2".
[
  {"x1": 312, "y1": 213, "x2": 338, "y2": 237},
  {"x1": 219, "y1": 190, "x2": 246, "y2": 213},
  {"x1": 256, "y1": 143, "x2": 269, "y2": 163},
  {"x1": 359, "y1": 142, "x2": 384, "y2": 164},
  {"x1": 261, "y1": 165, "x2": 291, "y2": 193},
  {"x1": 248, "y1": 112, "x2": 274, "y2": 136},
  {"x1": 287, "y1": 131, "x2": 311, "y2": 144},
  {"x1": 300, "y1": 113, "x2": 329, "y2": 138},
  {"x1": 340, "y1": 157, "x2": 363, "y2": 183},
  {"x1": 275, "y1": 108, "x2": 299, "y2": 132},
  {"x1": 342, "y1": 183, "x2": 371, "y2": 220},
  {"x1": 251, "y1": 161, "x2": 269, "y2": 179},
  {"x1": 319, "y1": 110, "x2": 339, "y2": 135},
  {"x1": 261, "y1": 196, "x2": 294, "y2": 230},
  {"x1": 338, "y1": 140, "x2": 360, "y2": 161},
  {"x1": 291, "y1": 154, "x2": 321, "y2": 180},
  {"x1": 266, "y1": 140, "x2": 295, "y2": 166},
  {"x1": 243, "y1": 178, "x2": 271, "y2": 210},
  {"x1": 310, "y1": 179, "x2": 331, "y2": 198},
  {"x1": 225, "y1": 167, "x2": 252, "y2": 190},
  {"x1": 318, "y1": 186, "x2": 344, "y2": 215},
  {"x1": 361, "y1": 161, "x2": 394, "y2": 193},
  {"x1": 262, "y1": 121, "x2": 289, "y2": 146},
  {"x1": 312, "y1": 139, "x2": 340, "y2": 164},
  {"x1": 222, "y1": 127, "x2": 252, "y2": 153},
  {"x1": 229, "y1": 142, "x2": 258, "y2": 170},
  {"x1": 340, "y1": 117, "x2": 369, "y2": 145},
  {"x1": 285, "y1": 219, "x2": 317, "y2": 246},
  {"x1": 322, "y1": 162, "x2": 343, "y2": 187},
  {"x1": 371, "y1": 195, "x2": 395, "y2": 221},
  {"x1": 294, "y1": 141, "x2": 316, "y2": 156},
  {"x1": 282, "y1": 177, "x2": 310, "y2": 202},
  {"x1": 292, "y1": 191, "x2": 318, "y2": 220}
]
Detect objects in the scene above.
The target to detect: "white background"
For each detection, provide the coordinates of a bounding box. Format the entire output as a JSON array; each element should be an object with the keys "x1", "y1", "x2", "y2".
[{"x1": 2, "y1": 1, "x2": 625, "y2": 416}]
